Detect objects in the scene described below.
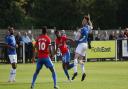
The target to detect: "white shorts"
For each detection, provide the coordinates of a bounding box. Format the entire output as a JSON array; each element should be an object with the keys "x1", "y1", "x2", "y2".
[
  {"x1": 75, "y1": 43, "x2": 88, "y2": 56},
  {"x1": 8, "y1": 55, "x2": 17, "y2": 63}
]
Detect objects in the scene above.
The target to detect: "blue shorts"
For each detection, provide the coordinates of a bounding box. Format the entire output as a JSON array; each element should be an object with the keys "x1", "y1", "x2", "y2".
[
  {"x1": 62, "y1": 51, "x2": 70, "y2": 63},
  {"x1": 36, "y1": 57, "x2": 54, "y2": 70}
]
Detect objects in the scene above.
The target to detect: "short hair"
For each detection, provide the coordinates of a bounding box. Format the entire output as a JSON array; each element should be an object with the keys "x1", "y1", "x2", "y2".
[
  {"x1": 8, "y1": 27, "x2": 14, "y2": 31},
  {"x1": 42, "y1": 26, "x2": 47, "y2": 34},
  {"x1": 54, "y1": 30, "x2": 59, "y2": 34},
  {"x1": 84, "y1": 16, "x2": 89, "y2": 21}
]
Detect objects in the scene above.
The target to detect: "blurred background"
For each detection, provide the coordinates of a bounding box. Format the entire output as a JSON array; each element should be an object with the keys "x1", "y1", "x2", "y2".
[{"x1": 0, "y1": 0, "x2": 128, "y2": 29}]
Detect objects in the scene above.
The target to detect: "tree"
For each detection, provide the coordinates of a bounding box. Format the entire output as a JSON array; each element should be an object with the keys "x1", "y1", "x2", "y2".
[{"x1": 0, "y1": 0, "x2": 25, "y2": 28}]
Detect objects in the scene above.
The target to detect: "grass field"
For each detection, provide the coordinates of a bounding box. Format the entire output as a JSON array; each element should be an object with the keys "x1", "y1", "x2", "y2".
[{"x1": 0, "y1": 62, "x2": 128, "y2": 89}]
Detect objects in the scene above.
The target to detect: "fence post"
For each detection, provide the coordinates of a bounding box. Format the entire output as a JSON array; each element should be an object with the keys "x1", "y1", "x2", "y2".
[
  {"x1": 23, "y1": 43, "x2": 25, "y2": 63},
  {"x1": 54, "y1": 43, "x2": 57, "y2": 62},
  {"x1": 115, "y1": 40, "x2": 118, "y2": 61}
]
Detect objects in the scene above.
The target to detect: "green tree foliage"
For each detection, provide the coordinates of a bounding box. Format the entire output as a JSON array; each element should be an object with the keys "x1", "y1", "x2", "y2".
[
  {"x1": 90, "y1": 0, "x2": 119, "y2": 29},
  {"x1": 0, "y1": 0, "x2": 128, "y2": 29},
  {"x1": 0, "y1": 0, "x2": 25, "y2": 28},
  {"x1": 31, "y1": 0, "x2": 83, "y2": 28}
]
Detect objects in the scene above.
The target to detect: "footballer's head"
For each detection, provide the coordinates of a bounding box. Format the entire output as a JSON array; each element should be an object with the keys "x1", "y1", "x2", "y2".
[
  {"x1": 54, "y1": 30, "x2": 61, "y2": 38},
  {"x1": 42, "y1": 26, "x2": 47, "y2": 35},
  {"x1": 82, "y1": 15, "x2": 89, "y2": 26},
  {"x1": 8, "y1": 27, "x2": 14, "y2": 35}
]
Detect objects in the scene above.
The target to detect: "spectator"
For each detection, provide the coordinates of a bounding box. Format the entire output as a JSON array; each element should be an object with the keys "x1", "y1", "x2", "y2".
[
  {"x1": 117, "y1": 31, "x2": 125, "y2": 60},
  {"x1": 15, "y1": 32, "x2": 22, "y2": 62},
  {"x1": 74, "y1": 29, "x2": 81, "y2": 41},
  {"x1": 124, "y1": 28, "x2": 128, "y2": 39},
  {"x1": 22, "y1": 32, "x2": 31, "y2": 44},
  {"x1": 29, "y1": 33, "x2": 35, "y2": 62},
  {"x1": 104, "y1": 31, "x2": 109, "y2": 40},
  {"x1": 95, "y1": 34, "x2": 100, "y2": 40},
  {"x1": 61, "y1": 30, "x2": 66, "y2": 37},
  {"x1": 100, "y1": 31, "x2": 109, "y2": 40},
  {"x1": 29, "y1": 34, "x2": 35, "y2": 43},
  {"x1": 118, "y1": 31, "x2": 125, "y2": 40},
  {"x1": 22, "y1": 32, "x2": 32, "y2": 63},
  {"x1": 15, "y1": 32, "x2": 22, "y2": 45},
  {"x1": 109, "y1": 31, "x2": 116, "y2": 40}
]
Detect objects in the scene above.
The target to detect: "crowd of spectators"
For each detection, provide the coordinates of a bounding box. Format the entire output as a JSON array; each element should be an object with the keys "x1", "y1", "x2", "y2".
[
  {"x1": 5, "y1": 30, "x2": 35, "y2": 63},
  {"x1": 93, "y1": 28, "x2": 128, "y2": 41}
]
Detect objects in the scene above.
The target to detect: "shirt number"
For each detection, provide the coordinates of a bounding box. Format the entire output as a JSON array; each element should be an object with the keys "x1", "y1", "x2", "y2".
[{"x1": 39, "y1": 42, "x2": 46, "y2": 50}]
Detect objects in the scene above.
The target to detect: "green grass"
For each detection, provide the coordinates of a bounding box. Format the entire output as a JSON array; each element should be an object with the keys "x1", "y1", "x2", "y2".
[{"x1": 0, "y1": 62, "x2": 128, "y2": 89}]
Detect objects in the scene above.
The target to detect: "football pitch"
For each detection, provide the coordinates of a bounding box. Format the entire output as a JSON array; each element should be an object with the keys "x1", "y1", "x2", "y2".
[{"x1": 0, "y1": 62, "x2": 128, "y2": 89}]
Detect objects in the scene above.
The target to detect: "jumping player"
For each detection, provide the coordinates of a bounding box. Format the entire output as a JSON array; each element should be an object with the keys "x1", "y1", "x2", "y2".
[
  {"x1": 31, "y1": 27, "x2": 58, "y2": 89},
  {"x1": 72, "y1": 15, "x2": 93, "y2": 81},
  {"x1": 54, "y1": 30, "x2": 74, "y2": 81}
]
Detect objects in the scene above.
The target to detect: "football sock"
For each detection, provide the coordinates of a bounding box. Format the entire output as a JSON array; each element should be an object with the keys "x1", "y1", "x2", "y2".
[
  {"x1": 64, "y1": 68, "x2": 70, "y2": 79},
  {"x1": 31, "y1": 70, "x2": 40, "y2": 86},
  {"x1": 81, "y1": 64, "x2": 85, "y2": 74},
  {"x1": 52, "y1": 71, "x2": 57, "y2": 87},
  {"x1": 74, "y1": 59, "x2": 78, "y2": 73},
  {"x1": 12, "y1": 69, "x2": 16, "y2": 81},
  {"x1": 9, "y1": 68, "x2": 13, "y2": 81}
]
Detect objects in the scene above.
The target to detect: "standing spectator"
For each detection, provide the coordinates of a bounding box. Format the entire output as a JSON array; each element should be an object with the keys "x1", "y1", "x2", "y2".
[
  {"x1": 117, "y1": 31, "x2": 125, "y2": 60},
  {"x1": 15, "y1": 32, "x2": 22, "y2": 62},
  {"x1": 29, "y1": 33, "x2": 35, "y2": 63},
  {"x1": 22, "y1": 32, "x2": 31, "y2": 44},
  {"x1": 61, "y1": 30, "x2": 66, "y2": 37},
  {"x1": 109, "y1": 31, "x2": 116, "y2": 40},
  {"x1": 100, "y1": 31, "x2": 109, "y2": 40},
  {"x1": 22, "y1": 32, "x2": 31, "y2": 63},
  {"x1": 95, "y1": 34, "x2": 100, "y2": 40},
  {"x1": 15, "y1": 32, "x2": 22, "y2": 45},
  {"x1": 6, "y1": 27, "x2": 17, "y2": 82},
  {"x1": 74, "y1": 29, "x2": 81, "y2": 41},
  {"x1": 124, "y1": 28, "x2": 128, "y2": 39},
  {"x1": 118, "y1": 31, "x2": 125, "y2": 40},
  {"x1": 29, "y1": 34, "x2": 35, "y2": 42},
  {"x1": 104, "y1": 31, "x2": 109, "y2": 40},
  {"x1": 124, "y1": 28, "x2": 128, "y2": 58}
]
